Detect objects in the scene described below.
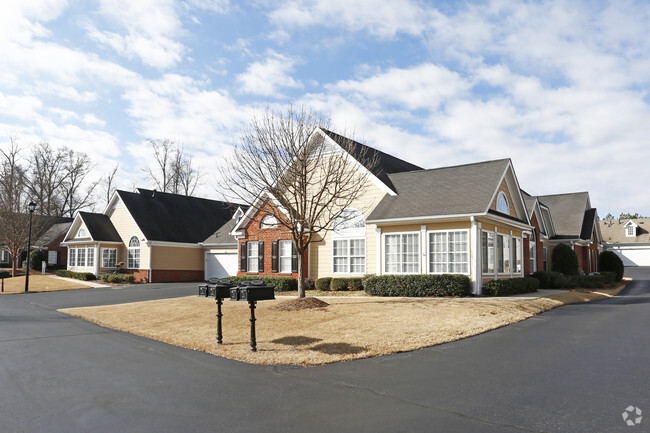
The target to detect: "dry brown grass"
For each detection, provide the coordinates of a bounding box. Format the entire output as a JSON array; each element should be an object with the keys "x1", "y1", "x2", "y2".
[
  {"x1": 1, "y1": 275, "x2": 92, "y2": 294},
  {"x1": 58, "y1": 283, "x2": 626, "y2": 366}
]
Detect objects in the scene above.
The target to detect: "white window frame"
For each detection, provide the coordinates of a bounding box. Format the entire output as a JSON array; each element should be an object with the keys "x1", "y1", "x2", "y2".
[
  {"x1": 482, "y1": 231, "x2": 495, "y2": 274},
  {"x1": 0, "y1": 250, "x2": 7, "y2": 262},
  {"x1": 77, "y1": 247, "x2": 86, "y2": 267},
  {"x1": 427, "y1": 229, "x2": 470, "y2": 275},
  {"x1": 69, "y1": 248, "x2": 77, "y2": 267},
  {"x1": 127, "y1": 236, "x2": 140, "y2": 269},
  {"x1": 87, "y1": 248, "x2": 94, "y2": 268},
  {"x1": 383, "y1": 232, "x2": 420, "y2": 274},
  {"x1": 496, "y1": 192, "x2": 509, "y2": 214},
  {"x1": 279, "y1": 240, "x2": 292, "y2": 274},
  {"x1": 332, "y1": 238, "x2": 366, "y2": 274},
  {"x1": 260, "y1": 215, "x2": 278, "y2": 229},
  {"x1": 511, "y1": 236, "x2": 522, "y2": 275},
  {"x1": 247, "y1": 241, "x2": 259, "y2": 273},
  {"x1": 529, "y1": 241, "x2": 536, "y2": 273},
  {"x1": 626, "y1": 223, "x2": 635, "y2": 237},
  {"x1": 102, "y1": 248, "x2": 117, "y2": 268}
]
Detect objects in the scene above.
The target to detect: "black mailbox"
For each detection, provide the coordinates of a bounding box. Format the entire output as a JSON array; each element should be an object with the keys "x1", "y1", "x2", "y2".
[
  {"x1": 209, "y1": 278, "x2": 235, "y2": 299},
  {"x1": 230, "y1": 279, "x2": 276, "y2": 352}
]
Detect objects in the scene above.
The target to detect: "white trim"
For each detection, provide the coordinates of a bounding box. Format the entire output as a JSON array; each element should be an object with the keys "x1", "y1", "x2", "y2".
[
  {"x1": 496, "y1": 191, "x2": 509, "y2": 214},
  {"x1": 146, "y1": 241, "x2": 203, "y2": 249},
  {"x1": 425, "y1": 228, "x2": 471, "y2": 276},
  {"x1": 367, "y1": 213, "x2": 479, "y2": 224},
  {"x1": 375, "y1": 227, "x2": 382, "y2": 275},
  {"x1": 471, "y1": 218, "x2": 481, "y2": 294},
  {"x1": 382, "y1": 231, "x2": 421, "y2": 274},
  {"x1": 332, "y1": 237, "x2": 366, "y2": 275}
]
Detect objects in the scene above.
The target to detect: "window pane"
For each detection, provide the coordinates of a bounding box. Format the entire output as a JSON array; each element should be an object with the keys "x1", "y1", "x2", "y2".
[
  {"x1": 503, "y1": 235, "x2": 510, "y2": 273},
  {"x1": 429, "y1": 232, "x2": 447, "y2": 273},
  {"x1": 280, "y1": 240, "x2": 292, "y2": 273},
  {"x1": 402, "y1": 233, "x2": 419, "y2": 273},
  {"x1": 497, "y1": 235, "x2": 504, "y2": 273},
  {"x1": 385, "y1": 235, "x2": 401, "y2": 273},
  {"x1": 247, "y1": 242, "x2": 258, "y2": 272},
  {"x1": 78, "y1": 248, "x2": 86, "y2": 267},
  {"x1": 87, "y1": 248, "x2": 94, "y2": 267}
]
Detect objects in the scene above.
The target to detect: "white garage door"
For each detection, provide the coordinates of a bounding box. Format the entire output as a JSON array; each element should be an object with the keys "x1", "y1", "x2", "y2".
[
  {"x1": 205, "y1": 251, "x2": 238, "y2": 279},
  {"x1": 610, "y1": 246, "x2": 650, "y2": 267}
]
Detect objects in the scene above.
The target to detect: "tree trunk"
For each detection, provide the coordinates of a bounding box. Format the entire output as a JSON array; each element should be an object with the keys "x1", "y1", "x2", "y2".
[{"x1": 297, "y1": 250, "x2": 305, "y2": 298}]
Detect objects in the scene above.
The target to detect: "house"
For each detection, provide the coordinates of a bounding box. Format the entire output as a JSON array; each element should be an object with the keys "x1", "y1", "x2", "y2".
[
  {"x1": 600, "y1": 218, "x2": 650, "y2": 266},
  {"x1": 534, "y1": 192, "x2": 601, "y2": 274},
  {"x1": 232, "y1": 128, "x2": 538, "y2": 294},
  {"x1": 62, "y1": 189, "x2": 243, "y2": 282},
  {"x1": 34, "y1": 220, "x2": 73, "y2": 266},
  {"x1": 521, "y1": 191, "x2": 555, "y2": 273}
]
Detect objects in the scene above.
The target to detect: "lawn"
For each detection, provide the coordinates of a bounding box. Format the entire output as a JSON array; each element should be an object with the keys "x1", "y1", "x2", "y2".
[
  {"x1": 1, "y1": 275, "x2": 93, "y2": 294},
  {"x1": 59, "y1": 285, "x2": 625, "y2": 366}
]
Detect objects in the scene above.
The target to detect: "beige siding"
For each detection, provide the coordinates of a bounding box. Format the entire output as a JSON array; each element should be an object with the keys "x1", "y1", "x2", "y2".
[
  {"x1": 489, "y1": 178, "x2": 516, "y2": 217},
  {"x1": 151, "y1": 246, "x2": 203, "y2": 270},
  {"x1": 308, "y1": 173, "x2": 387, "y2": 279},
  {"x1": 108, "y1": 205, "x2": 149, "y2": 268},
  {"x1": 70, "y1": 222, "x2": 90, "y2": 239}
]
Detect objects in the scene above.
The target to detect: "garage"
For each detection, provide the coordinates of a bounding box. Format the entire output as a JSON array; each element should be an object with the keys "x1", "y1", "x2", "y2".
[
  {"x1": 606, "y1": 245, "x2": 650, "y2": 267},
  {"x1": 205, "y1": 251, "x2": 238, "y2": 279},
  {"x1": 600, "y1": 219, "x2": 650, "y2": 267}
]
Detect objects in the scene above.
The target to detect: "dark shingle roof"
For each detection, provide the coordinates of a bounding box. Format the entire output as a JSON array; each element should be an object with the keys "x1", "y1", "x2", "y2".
[
  {"x1": 320, "y1": 128, "x2": 423, "y2": 192},
  {"x1": 580, "y1": 208, "x2": 598, "y2": 240},
  {"x1": 521, "y1": 190, "x2": 537, "y2": 217},
  {"x1": 368, "y1": 159, "x2": 513, "y2": 221},
  {"x1": 118, "y1": 189, "x2": 238, "y2": 243},
  {"x1": 536, "y1": 192, "x2": 590, "y2": 239},
  {"x1": 202, "y1": 218, "x2": 238, "y2": 247},
  {"x1": 35, "y1": 221, "x2": 73, "y2": 247},
  {"x1": 78, "y1": 212, "x2": 122, "y2": 242}
]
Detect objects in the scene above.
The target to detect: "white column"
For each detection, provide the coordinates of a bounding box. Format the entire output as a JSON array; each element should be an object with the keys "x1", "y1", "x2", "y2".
[
  {"x1": 94, "y1": 244, "x2": 100, "y2": 276},
  {"x1": 471, "y1": 217, "x2": 482, "y2": 295},
  {"x1": 375, "y1": 228, "x2": 382, "y2": 275},
  {"x1": 420, "y1": 225, "x2": 427, "y2": 274}
]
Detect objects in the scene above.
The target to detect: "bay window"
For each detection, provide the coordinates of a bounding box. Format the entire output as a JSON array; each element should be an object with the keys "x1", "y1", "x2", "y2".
[{"x1": 385, "y1": 233, "x2": 419, "y2": 274}]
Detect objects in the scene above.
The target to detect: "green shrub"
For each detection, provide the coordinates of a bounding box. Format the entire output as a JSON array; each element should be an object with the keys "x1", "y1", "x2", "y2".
[
  {"x1": 103, "y1": 273, "x2": 136, "y2": 284},
  {"x1": 598, "y1": 271, "x2": 616, "y2": 284},
  {"x1": 29, "y1": 250, "x2": 46, "y2": 271},
  {"x1": 56, "y1": 269, "x2": 97, "y2": 281},
  {"x1": 531, "y1": 271, "x2": 566, "y2": 289},
  {"x1": 304, "y1": 278, "x2": 315, "y2": 291},
  {"x1": 315, "y1": 277, "x2": 332, "y2": 290},
  {"x1": 599, "y1": 251, "x2": 624, "y2": 281},
  {"x1": 363, "y1": 274, "x2": 471, "y2": 297},
  {"x1": 551, "y1": 243, "x2": 579, "y2": 275},
  {"x1": 566, "y1": 274, "x2": 607, "y2": 289},
  {"x1": 483, "y1": 277, "x2": 540, "y2": 296},
  {"x1": 330, "y1": 277, "x2": 364, "y2": 291},
  {"x1": 227, "y1": 275, "x2": 298, "y2": 292}
]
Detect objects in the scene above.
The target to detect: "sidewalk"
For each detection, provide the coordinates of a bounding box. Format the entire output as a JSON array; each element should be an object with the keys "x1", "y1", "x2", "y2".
[{"x1": 46, "y1": 275, "x2": 110, "y2": 288}]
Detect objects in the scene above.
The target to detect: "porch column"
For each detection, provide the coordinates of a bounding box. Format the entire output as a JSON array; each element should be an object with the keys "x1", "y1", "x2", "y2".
[
  {"x1": 471, "y1": 217, "x2": 482, "y2": 295},
  {"x1": 94, "y1": 244, "x2": 100, "y2": 276},
  {"x1": 420, "y1": 225, "x2": 427, "y2": 274},
  {"x1": 375, "y1": 228, "x2": 382, "y2": 275}
]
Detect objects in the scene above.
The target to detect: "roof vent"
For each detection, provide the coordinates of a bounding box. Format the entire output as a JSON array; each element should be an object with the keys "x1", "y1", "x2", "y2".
[{"x1": 152, "y1": 189, "x2": 156, "y2": 197}]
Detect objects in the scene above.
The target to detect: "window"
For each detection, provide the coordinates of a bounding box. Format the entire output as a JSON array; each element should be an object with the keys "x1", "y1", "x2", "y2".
[
  {"x1": 247, "y1": 241, "x2": 259, "y2": 272},
  {"x1": 261, "y1": 215, "x2": 278, "y2": 229},
  {"x1": 78, "y1": 228, "x2": 86, "y2": 238},
  {"x1": 0, "y1": 250, "x2": 7, "y2": 262},
  {"x1": 102, "y1": 248, "x2": 117, "y2": 268},
  {"x1": 333, "y1": 239, "x2": 366, "y2": 274},
  {"x1": 78, "y1": 248, "x2": 86, "y2": 267},
  {"x1": 385, "y1": 233, "x2": 419, "y2": 274},
  {"x1": 626, "y1": 224, "x2": 635, "y2": 237},
  {"x1": 529, "y1": 242, "x2": 536, "y2": 273},
  {"x1": 429, "y1": 231, "x2": 469, "y2": 274},
  {"x1": 496, "y1": 192, "x2": 509, "y2": 214},
  {"x1": 496, "y1": 234, "x2": 510, "y2": 273},
  {"x1": 128, "y1": 236, "x2": 140, "y2": 269},
  {"x1": 87, "y1": 248, "x2": 94, "y2": 267},
  {"x1": 512, "y1": 237, "x2": 522, "y2": 274},
  {"x1": 279, "y1": 240, "x2": 292, "y2": 273},
  {"x1": 482, "y1": 232, "x2": 495, "y2": 274},
  {"x1": 69, "y1": 248, "x2": 77, "y2": 267},
  {"x1": 543, "y1": 247, "x2": 548, "y2": 271},
  {"x1": 334, "y1": 208, "x2": 365, "y2": 233}
]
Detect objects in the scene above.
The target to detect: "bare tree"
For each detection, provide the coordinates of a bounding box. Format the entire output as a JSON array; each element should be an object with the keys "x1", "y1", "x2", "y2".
[
  {"x1": 142, "y1": 139, "x2": 200, "y2": 195},
  {"x1": 24, "y1": 142, "x2": 67, "y2": 216},
  {"x1": 221, "y1": 105, "x2": 379, "y2": 298},
  {"x1": 102, "y1": 163, "x2": 119, "y2": 207},
  {"x1": 57, "y1": 150, "x2": 98, "y2": 217}
]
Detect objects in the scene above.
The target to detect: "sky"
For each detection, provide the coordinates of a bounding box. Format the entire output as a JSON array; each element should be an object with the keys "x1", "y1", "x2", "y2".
[{"x1": 1, "y1": 0, "x2": 649, "y2": 217}]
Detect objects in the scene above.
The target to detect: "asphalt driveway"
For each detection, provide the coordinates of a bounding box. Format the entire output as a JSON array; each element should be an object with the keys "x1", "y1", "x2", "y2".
[{"x1": 0, "y1": 281, "x2": 648, "y2": 432}]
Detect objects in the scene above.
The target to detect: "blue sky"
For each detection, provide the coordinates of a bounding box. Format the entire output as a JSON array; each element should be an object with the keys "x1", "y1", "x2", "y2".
[{"x1": 1, "y1": 0, "x2": 650, "y2": 216}]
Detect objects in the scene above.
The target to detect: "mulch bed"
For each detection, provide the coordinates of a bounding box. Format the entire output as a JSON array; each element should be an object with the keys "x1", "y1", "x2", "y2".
[{"x1": 269, "y1": 297, "x2": 330, "y2": 311}]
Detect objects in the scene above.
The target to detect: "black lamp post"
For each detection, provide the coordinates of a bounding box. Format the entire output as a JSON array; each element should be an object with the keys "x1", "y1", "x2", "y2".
[{"x1": 24, "y1": 201, "x2": 36, "y2": 293}]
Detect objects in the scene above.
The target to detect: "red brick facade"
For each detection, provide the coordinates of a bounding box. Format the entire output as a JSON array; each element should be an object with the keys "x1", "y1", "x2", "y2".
[
  {"x1": 237, "y1": 203, "x2": 307, "y2": 279},
  {"x1": 523, "y1": 213, "x2": 546, "y2": 275},
  {"x1": 119, "y1": 268, "x2": 203, "y2": 283},
  {"x1": 574, "y1": 226, "x2": 600, "y2": 274}
]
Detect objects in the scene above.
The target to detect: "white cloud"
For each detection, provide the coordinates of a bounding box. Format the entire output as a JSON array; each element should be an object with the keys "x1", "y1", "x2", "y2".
[
  {"x1": 87, "y1": 0, "x2": 185, "y2": 69},
  {"x1": 236, "y1": 51, "x2": 303, "y2": 97},
  {"x1": 268, "y1": 0, "x2": 435, "y2": 38}
]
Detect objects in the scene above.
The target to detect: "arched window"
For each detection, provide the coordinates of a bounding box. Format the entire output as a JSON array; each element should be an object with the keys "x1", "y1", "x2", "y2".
[
  {"x1": 496, "y1": 192, "x2": 509, "y2": 214},
  {"x1": 128, "y1": 236, "x2": 140, "y2": 269},
  {"x1": 332, "y1": 208, "x2": 366, "y2": 274},
  {"x1": 333, "y1": 208, "x2": 365, "y2": 233},
  {"x1": 78, "y1": 228, "x2": 86, "y2": 238},
  {"x1": 260, "y1": 215, "x2": 278, "y2": 229}
]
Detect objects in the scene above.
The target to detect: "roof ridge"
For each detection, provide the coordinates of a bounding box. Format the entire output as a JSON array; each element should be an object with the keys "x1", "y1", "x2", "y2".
[{"x1": 389, "y1": 158, "x2": 511, "y2": 175}]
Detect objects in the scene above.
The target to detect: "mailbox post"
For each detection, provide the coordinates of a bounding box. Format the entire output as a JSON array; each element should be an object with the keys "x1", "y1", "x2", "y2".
[
  {"x1": 198, "y1": 278, "x2": 235, "y2": 344},
  {"x1": 230, "y1": 280, "x2": 275, "y2": 352},
  {"x1": 0, "y1": 271, "x2": 9, "y2": 293}
]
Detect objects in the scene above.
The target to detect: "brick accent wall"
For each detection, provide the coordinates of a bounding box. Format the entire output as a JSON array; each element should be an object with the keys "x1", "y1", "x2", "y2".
[
  {"x1": 150, "y1": 269, "x2": 204, "y2": 282},
  {"x1": 237, "y1": 203, "x2": 308, "y2": 279}
]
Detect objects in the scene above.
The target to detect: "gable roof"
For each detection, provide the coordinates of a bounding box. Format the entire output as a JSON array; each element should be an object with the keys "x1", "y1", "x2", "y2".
[
  {"x1": 117, "y1": 189, "x2": 239, "y2": 243},
  {"x1": 320, "y1": 128, "x2": 423, "y2": 193},
  {"x1": 600, "y1": 218, "x2": 650, "y2": 244},
  {"x1": 34, "y1": 220, "x2": 73, "y2": 247},
  {"x1": 367, "y1": 159, "x2": 526, "y2": 222},
  {"x1": 535, "y1": 192, "x2": 593, "y2": 240},
  {"x1": 77, "y1": 212, "x2": 122, "y2": 242}
]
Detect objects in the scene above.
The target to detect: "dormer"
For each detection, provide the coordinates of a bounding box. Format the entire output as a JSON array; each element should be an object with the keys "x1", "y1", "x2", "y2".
[{"x1": 624, "y1": 220, "x2": 638, "y2": 237}]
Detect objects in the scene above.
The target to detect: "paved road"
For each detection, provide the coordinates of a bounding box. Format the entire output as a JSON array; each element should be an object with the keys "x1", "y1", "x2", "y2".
[{"x1": 1, "y1": 280, "x2": 648, "y2": 432}]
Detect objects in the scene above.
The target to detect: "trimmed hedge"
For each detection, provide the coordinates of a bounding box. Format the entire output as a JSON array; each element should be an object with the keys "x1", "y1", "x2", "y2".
[
  {"x1": 531, "y1": 271, "x2": 567, "y2": 289},
  {"x1": 330, "y1": 277, "x2": 364, "y2": 291},
  {"x1": 483, "y1": 277, "x2": 540, "y2": 296},
  {"x1": 304, "y1": 278, "x2": 315, "y2": 291},
  {"x1": 56, "y1": 269, "x2": 97, "y2": 281},
  {"x1": 551, "y1": 243, "x2": 579, "y2": 275},
  {"x1": 599, "y1": 251, "x2": 624, "y2": 281},
  {"x1": 99, "y1": 273, "x2": 136, "y2": 284},
  {"x1": 315, "y1": 277, "x2": 332, "y2": 290},
  {"x1": 227, "y1": 275, "x2": 297, "y2": 292},
  {"x1": 363, "y1": 274, "x2": 471, "y2": 297}
]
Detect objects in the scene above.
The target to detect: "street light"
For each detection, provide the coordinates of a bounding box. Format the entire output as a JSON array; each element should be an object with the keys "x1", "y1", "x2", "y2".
[{"x1": 24, "y1": 201, "x2": 36, "y2": 293}]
